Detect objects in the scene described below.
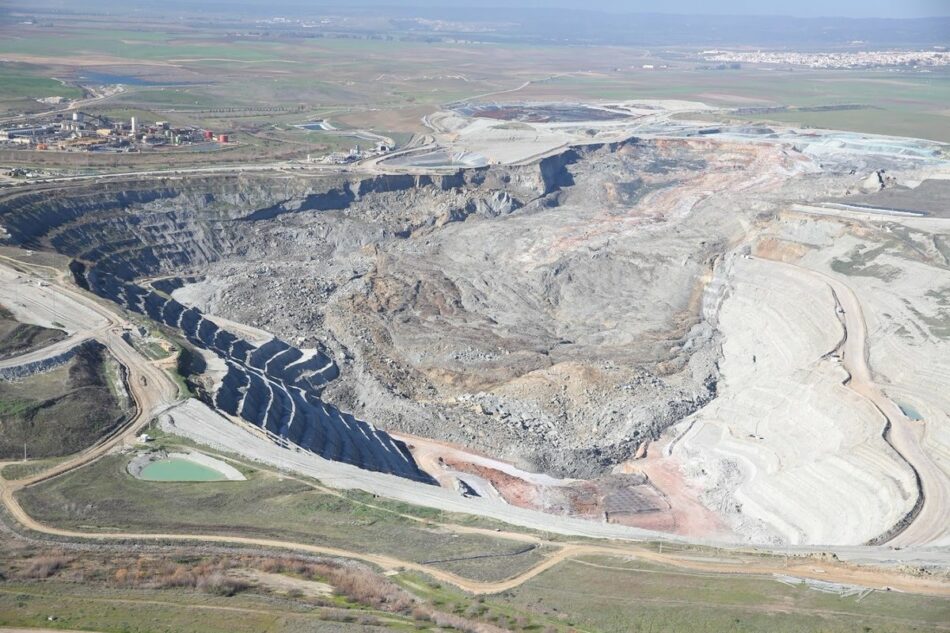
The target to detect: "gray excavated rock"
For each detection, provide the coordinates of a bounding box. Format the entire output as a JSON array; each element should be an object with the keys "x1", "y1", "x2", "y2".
[{"x1": 0, "y1": 138, "x2": 749, "y2": 478}]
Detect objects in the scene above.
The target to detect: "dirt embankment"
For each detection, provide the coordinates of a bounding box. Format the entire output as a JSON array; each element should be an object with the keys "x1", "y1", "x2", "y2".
[{"x1": 0, "y1": 305, "x2": 66, "y2": 361}]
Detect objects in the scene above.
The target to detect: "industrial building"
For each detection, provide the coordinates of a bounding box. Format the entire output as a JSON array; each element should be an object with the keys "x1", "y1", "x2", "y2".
[{"x1": 0, "y1": 112, "x2": 230, "y2": 153}]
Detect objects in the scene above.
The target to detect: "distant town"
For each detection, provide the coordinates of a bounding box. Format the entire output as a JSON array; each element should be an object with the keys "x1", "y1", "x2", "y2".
[
  {"x1": 0, "y1": 112, "x2": 230, "y2": 153},
  {"x1": 701, "y1": 49, "x2": 950, "y2": 69}
]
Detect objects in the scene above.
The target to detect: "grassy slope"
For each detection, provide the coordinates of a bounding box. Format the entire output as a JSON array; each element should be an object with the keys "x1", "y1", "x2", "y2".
[
  {"x1": 396, "y1": 556, "x2": 950, "y2": 633},
  {"x1": 0, "y1": 343, "x2": 127, "y2": 459},
  {"x1": 0, "y1": 583, "x2": 408, "y2": 633},
  {"x1": 17, "y1": 451, "x2": 543, "y2": 583},
  {"x1": 504, "y1": 555, "x2": 950, "y2": 633}
]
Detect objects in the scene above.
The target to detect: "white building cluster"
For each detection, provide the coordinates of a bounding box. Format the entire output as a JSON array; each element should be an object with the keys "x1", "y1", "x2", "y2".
[{"x1": 701, "y1": 49, "x2": 950, "y2": 69}]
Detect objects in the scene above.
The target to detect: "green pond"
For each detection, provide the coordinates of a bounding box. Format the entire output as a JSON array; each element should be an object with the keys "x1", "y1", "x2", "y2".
[{"x1": 139, "y1": 458, "x2": 224, "y2": 482}]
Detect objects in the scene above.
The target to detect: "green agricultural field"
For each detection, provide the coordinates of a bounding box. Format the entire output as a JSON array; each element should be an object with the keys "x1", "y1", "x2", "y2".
[
  {"x1": 519, "y1": 69, "x2": 950, "y2": 142},
  {"x1": 0, "y1": 66, "x2": 83, "y2": 101},
  {"x1": 727, "y1": 109, "x2": 950, "y2": 143},
  {"x1": 18, "y1": 450, "x2": 543, "y2": 583},
  {"x1": 113, "y1": 88, "x2": 229, "y2": 109},
  {"x1": 0, "y1": 31, "x2": 282, "y2": 63}
]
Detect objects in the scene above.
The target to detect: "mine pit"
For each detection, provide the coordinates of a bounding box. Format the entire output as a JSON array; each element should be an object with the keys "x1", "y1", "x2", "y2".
[{"x1": 1, "y1": 117, "x2": 947, "y2": 547}]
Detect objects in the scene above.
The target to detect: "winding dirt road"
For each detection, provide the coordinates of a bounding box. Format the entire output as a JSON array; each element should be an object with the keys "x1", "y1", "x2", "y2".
[
  {"x1": 0, "y1": 259, "x2": 180, "y2": 486},
  {"x1": 823, "y1": 273, "x2": 949, "y2": 547},
  {"x1": 752, "y1": 255, "x2": 950, "y2": 547}
]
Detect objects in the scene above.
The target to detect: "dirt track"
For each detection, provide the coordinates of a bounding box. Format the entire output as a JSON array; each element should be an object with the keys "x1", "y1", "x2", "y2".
[
  {"x1": 4, "y1": 471, "x2": 949, "y2": 597},
  {"x1": 822, "y1": 272, "x2": 950, "y2": 548},
  {"x1": 0, "y1": 259, "x2": 179, "y2": 487}
]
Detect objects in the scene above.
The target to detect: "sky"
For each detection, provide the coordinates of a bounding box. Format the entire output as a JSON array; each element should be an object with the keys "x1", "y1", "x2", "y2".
[{"x1": 27, "y1": 0, "x2": 950, "y2": 20}]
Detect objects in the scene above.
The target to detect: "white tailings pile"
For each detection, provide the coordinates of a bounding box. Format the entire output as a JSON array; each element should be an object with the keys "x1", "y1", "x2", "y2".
[
  {"x1": 672, "y1": 256, "x2": 916, "y2": 545},
  {"x1": 798, "y1": 227, "x2": 950, "y2": 547}
]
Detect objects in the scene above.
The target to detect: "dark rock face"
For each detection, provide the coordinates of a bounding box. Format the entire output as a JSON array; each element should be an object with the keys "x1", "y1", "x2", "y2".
[{"x1": 72, "y1": 262, "x2": 432, "y2": 483}]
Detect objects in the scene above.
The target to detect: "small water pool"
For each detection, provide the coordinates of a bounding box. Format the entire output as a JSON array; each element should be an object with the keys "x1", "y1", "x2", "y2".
[
  {"x1": 898, "y1": 403, "x2": 924, "y2": 421},
  {"x1": 296, "y1": 120, "x2": 333, "y2": 131},
  {"x1": 139, "y1": 458, "x2": 225, "y2": 482}
]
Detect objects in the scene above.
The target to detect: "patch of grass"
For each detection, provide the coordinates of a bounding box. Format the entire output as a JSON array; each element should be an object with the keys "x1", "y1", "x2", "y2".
[
  {"x1": 556, "y1": 69, "x2": 950, "y2": 141},
  {"x1": 0, "y1": 582, "x2": 395, "y2": 633},
  {"x1": 426, "y1": 545, "x2": 551, "y2": 583},
  {"x1": 0, "y1": 398, "x2": 36, "y2": 417},
  {"x1": 18, "y1": 453, "x2": 543, "y2": 583},
  {"x1": 0, "y1": 66, "x2": 83, "y2": 101},
  {"x1": 115, "y1": 87, "x2": 223, "y2": 108},
  {"x1": 123, "y1": 323, "x2": 174, "y2": 361},
  {"x1": 740, "y1": 109, "x2": 950, "y2": 143},
  {"x1": 831, "y1": 258, "x2": 903, "y2": 281},
  {"x1": 341, "y1": 489, "x2": 559, "y2": 539},
  {"x1": 491, "y1": 555, "x2": 950, "y2": 633},
  {"x1": 831, "y1": 241, "x2": 905, "y2": 282},
  {"x1": 1, "y1": 456, "x2": 70, "y2": 481},
  {"x1": 393, "y1": 571, "x2": 560, "y2": 632}
]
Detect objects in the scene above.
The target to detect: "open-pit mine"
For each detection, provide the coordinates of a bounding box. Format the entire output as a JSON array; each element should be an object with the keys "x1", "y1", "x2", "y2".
[{"x1": 1, "y1": 101, "x2": 949, "y2": 557}]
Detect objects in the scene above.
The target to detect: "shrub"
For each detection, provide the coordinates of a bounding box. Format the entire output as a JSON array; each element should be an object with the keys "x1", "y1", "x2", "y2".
[
  {"x1": 196, "y1": 571, "x2": 249, "y2": 596},
  {"x1": 22, "y1": 555, "x2": 72, "y2": 579}
]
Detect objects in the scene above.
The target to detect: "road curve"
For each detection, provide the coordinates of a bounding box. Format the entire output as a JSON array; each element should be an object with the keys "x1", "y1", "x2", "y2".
[
  {"x1": 821, "y1": 272, "x2": 950, "y2": 547},
  {"x1": 0, "y1": 260, "x2": 180, "y2": 487},
  {"x1": 0, "y1": 333, "x2": 90, "y2": 370},
  {"x1": 753, "y1": 256, "x2": 950, "y2": 548}
]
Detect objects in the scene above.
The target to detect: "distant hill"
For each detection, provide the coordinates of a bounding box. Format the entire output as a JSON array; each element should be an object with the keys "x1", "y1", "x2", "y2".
[{"x1": 6, "y1": 1, "x2": 949, "y2": 48}]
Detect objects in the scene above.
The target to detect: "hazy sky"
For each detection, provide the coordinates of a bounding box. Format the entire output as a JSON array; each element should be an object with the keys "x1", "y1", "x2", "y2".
[{"x1": 359, "y1": 0, "x2": 950, "y2": 19}]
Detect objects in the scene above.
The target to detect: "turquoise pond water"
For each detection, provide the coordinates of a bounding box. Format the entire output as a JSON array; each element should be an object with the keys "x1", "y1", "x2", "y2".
[
  {"x1": 139, "y1": 458, "x2": 224, "y2": 482},
  {"x1": 898, "y1": 403, "x2": 924, "y2": 421}
]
